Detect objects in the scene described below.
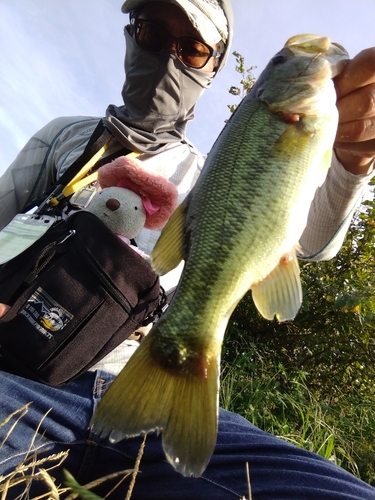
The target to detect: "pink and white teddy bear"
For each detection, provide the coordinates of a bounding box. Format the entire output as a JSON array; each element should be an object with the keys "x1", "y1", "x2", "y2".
[{"x1": 86, "y1": 155, "x2": 178, "y2": 256}]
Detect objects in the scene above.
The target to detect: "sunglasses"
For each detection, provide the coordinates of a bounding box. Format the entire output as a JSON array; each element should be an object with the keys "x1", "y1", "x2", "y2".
[{"x1": 130, "y1": 18, "x2": 222, "y2": 69}]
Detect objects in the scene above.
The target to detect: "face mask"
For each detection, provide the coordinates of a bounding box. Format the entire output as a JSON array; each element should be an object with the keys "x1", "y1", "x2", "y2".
[{"x1": 105, "y1": 29, "x2": 215, "y2": 151}]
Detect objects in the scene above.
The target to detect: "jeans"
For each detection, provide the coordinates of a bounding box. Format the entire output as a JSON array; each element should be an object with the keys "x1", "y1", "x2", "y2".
[{"x1": 0, "y1": 369, "x2": 374, "y2": 499}]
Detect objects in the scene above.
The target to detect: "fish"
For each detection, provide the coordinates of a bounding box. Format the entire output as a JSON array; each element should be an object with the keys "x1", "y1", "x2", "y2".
[{"x1": 92, "y1": 34, "x2": 349, "y2": 477}]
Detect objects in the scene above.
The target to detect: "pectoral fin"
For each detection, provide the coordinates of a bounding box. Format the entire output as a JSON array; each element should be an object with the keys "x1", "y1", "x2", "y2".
[
  {"x1": 151, "y1": 198, "x2": 188, "y2": 276},
  {"x1": 271, "y1": 119, "x2": 315, "y2": 156},
  {"x1": 251, "y1": 249, "x2": 302, "y2": 321},
  {"x1": 272, "y1": 119, "x2": 333, "y2": 189}
]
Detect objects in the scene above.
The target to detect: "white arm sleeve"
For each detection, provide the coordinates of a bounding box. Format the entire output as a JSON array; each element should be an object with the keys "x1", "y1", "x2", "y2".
[{"x1": 299, "y1": 154, "x2": 374, "y2": 261}]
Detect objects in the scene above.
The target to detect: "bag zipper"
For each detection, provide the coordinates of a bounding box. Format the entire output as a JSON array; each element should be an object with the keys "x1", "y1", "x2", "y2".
[
  {"x1": 25, "y1": 229, "x2": 76, "y2": 284},
  {"x1": 75, "y1": 237, "x2": 132, "y2": 315}
]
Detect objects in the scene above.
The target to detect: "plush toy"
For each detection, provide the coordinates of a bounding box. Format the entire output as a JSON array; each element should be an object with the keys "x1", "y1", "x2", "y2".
[{"x1": 86, "y1": 155, "x2": 179, "y2": 256}]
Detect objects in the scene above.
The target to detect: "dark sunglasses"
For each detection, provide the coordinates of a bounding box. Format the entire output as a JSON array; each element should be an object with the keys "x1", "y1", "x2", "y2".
[{"x1": 130, "y1": 17, "x2": 222, "y2": 69}]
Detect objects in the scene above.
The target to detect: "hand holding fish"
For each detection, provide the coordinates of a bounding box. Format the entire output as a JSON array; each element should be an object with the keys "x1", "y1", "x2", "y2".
[{"x1": 334, "y1": 47, "x2": 375, "y2": 174}]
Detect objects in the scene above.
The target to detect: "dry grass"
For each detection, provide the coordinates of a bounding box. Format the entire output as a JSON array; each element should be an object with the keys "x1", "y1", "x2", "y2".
[{"x1": 0, "y1": 405, "x2": 145, "y2": 499}]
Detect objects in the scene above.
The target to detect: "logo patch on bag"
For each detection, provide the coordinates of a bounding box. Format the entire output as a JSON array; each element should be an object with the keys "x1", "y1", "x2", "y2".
[{"x1": 19, "y1": 287, "x2": 73, "y2": 339}]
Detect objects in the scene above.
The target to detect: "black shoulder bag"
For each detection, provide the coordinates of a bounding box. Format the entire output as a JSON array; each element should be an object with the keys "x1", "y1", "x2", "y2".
[{"x1": 0, "y1": 120, "x2": 163, "y2": 386}]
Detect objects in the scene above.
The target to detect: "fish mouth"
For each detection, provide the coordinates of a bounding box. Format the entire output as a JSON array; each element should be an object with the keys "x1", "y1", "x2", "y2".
[
  {"x1": 264, "y1": 34, "x2": 349, "y2": 116},
  {"x1": 285, "y1": 34, "x2": 349, "y2": 78}
]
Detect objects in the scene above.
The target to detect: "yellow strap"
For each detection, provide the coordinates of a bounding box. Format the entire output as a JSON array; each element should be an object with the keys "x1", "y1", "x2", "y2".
[
  {"x1": 50, "y1": 142, "x2": 140, "y2": 206},
  {"x1": 62, "y1": 141, "x2": 110, "y2": 196},
  {"x1": 61, "y1": 171, "x2": 99, "y2": 198}
]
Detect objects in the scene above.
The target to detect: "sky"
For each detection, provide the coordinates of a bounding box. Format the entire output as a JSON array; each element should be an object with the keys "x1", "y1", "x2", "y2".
[{"x1": 1, "y1": 0, "x2": 375, "y2": 176}]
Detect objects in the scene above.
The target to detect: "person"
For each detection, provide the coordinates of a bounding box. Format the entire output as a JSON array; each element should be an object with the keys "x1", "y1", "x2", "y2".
[{"x1": 0, "y1": 0, "x2": 374, "y2": 498}]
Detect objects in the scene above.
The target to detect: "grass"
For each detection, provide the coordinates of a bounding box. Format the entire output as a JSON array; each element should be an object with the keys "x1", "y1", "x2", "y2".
[
  {"x1": 0, "y1": 404, "x2": 143, "y2": 500},
  {"x1": 220, "y1": 358, "x2": 375, "y2": 485}
]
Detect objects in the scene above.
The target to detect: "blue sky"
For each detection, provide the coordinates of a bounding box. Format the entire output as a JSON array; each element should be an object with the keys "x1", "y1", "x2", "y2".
[{"x1": 1, "y1": 0, "x2": 374, "y2": 175}]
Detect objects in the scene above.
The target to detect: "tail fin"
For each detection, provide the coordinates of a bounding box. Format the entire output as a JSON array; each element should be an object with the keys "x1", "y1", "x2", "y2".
[{"x1": 92, "y1": 333, "x2": 220, "y2": 477}]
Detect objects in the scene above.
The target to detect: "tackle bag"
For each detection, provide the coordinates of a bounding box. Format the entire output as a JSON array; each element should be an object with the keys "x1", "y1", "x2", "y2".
[{"x1": 0, "y1": 211, "x2": 161, "y2": 386}]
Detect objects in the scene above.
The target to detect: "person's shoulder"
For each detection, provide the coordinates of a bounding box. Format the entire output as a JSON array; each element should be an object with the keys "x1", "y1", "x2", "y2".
[{"x1": 40, "y1": 116, "x2": 101, "y2": 140}]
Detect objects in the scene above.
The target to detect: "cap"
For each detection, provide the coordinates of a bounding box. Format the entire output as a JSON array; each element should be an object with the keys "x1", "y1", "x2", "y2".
[
  {"x1": 121, "y1": 0, "x2": 228, "y2": 44},
  {"x1": 97, "y1": 156, "x2": 179, "y2": 230}
]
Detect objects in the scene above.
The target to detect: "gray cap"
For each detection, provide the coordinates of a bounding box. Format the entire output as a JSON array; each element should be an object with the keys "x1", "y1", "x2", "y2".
[{"x1": 121, "y1": 0, "x2": 228, "y2": 44}]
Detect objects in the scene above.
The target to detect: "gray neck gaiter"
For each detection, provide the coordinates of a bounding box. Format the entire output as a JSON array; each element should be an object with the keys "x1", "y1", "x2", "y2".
[{"x1": 104, "y1": 29, "x2": 214, "y2": 153}]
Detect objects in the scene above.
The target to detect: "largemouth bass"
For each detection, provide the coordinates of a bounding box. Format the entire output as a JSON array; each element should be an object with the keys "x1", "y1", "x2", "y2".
[{"x1": 93, "y1": 34, "x2": 349, "y2": 477}]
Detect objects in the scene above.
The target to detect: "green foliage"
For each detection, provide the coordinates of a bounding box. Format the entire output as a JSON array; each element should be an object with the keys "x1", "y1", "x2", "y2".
[
  {"x1": 227, "y1": 51, "x2": 257, "y2": 114},
  {"x1": 221, "y1": 187, "x2": 375, "y2": 485},
  {"x1": 223, "y1": 51, "x2": 375, "y2": 485},
  {"x1": 64, "y1": 470, "x2": 105, "y2": 499}
]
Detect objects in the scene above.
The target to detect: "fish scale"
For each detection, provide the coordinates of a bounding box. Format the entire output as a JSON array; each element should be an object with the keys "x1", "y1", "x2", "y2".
[
  {"x1": 92, "y1": 34, "x2": 349, "y2": 478},
  {"x1": 188, "y1": 103, "x2": 299, "y2": 276}
]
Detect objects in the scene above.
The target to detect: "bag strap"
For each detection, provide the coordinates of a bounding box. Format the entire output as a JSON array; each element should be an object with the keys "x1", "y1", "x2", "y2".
[
  {"x1": 58, "y1": 119, "x2": 113, "y2": 187},
  {"x1": 27, "y1": 120, "x2": 133, "y2": 215}
]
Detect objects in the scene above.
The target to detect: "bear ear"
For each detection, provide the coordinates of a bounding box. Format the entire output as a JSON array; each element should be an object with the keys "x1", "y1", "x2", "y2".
[{"x1": 97, "y1": 156, "x2": 179, "y2": 230}]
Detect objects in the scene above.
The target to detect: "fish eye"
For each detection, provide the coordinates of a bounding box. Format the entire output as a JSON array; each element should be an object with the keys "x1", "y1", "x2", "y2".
[{"x1": 272, "y1": 54, "x2": 287, "y2": 64}]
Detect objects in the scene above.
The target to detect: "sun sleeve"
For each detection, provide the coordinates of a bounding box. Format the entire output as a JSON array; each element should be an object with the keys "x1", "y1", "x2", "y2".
[{"x1": 298, "y1": 153, "x2": 374, "y2": 261}]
